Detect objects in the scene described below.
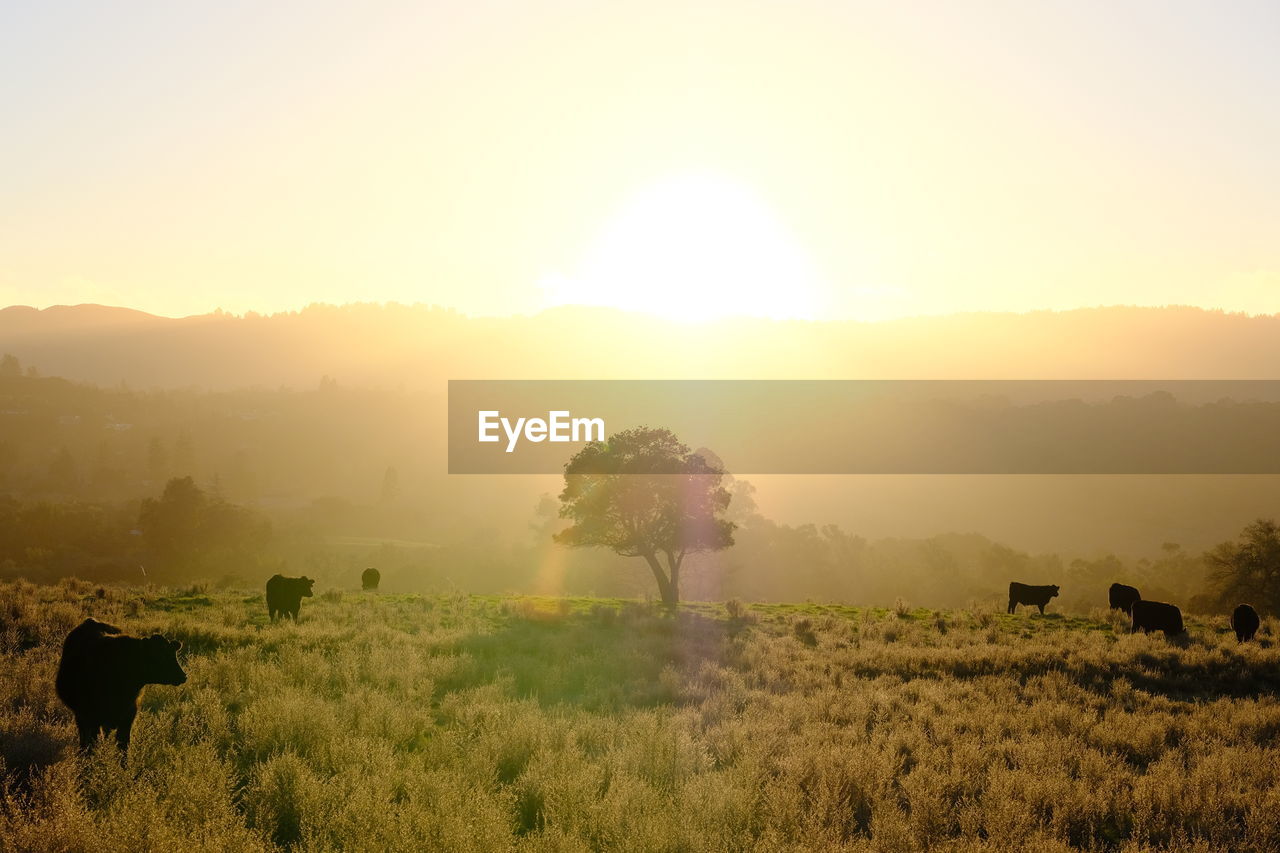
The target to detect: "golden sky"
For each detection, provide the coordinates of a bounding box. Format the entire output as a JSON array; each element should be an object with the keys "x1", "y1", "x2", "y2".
[{"x1": 3, "y1": 1, "x2": 1278, "y2": 320}]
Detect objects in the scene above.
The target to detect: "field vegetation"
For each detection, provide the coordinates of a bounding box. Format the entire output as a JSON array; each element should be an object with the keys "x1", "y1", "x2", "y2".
[{"x1": 3, "y1": 579, "x2": 1280, "y2": 852}]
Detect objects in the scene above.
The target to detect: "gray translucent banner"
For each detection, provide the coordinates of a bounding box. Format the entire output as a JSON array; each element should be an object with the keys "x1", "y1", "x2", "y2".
[{"x1": 448, "y1": 380, "x2": 1280, "y2": 474}]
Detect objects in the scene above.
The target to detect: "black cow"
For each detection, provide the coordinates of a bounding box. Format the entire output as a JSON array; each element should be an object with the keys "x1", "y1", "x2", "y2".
[
  {"x1": 1231, "y1": 603, "x2": 1260, "y2": 643},
  {"x1": 1131, "y1": 599, "x2": 1184, "y2": 637},
  {"x1": 1108, "y1": 583, "x2": 1141, "y2": 613},
  {"x1": 1008, "y1": 582, "x2": 1060, "y2": 615},
  {"x1": 361, "y1": 567, "x2": 380, "y2": 591},
  {"x1": 266, "y1": 574, "x2": 315, "y2": 620},
  {"x1": 55, "y1": 618, "x2": 186, "y2": 755}
]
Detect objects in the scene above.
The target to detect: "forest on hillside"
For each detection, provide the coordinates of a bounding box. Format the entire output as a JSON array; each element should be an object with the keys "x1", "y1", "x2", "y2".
[{"x1": 3, "y1": 303, "x2": 1280, "y2": 611}]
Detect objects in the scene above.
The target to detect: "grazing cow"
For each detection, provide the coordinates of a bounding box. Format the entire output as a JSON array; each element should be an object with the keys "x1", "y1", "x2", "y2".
[
  {"x1": 266, "y1": 574, "x2": 315, "y2": 621},
  {"x1": 361, "y1": 567, "x2": 380, "y2": 591},
  {"x1": 1108, "y1": 583, "x2": 1141, "y2": 613},
  {"x1": 1231, "y1": 603, "x2": 1260, "y2": 643},
  {"x1": 55, "y1": 618, "x2": 186, "y2": 755},
  {"x1": 1008, "y1": 582, "x2": 1060, "y2": 615},
  {"x1": 1131, "y1": 599, "x2": 1184, "y2": 637}
]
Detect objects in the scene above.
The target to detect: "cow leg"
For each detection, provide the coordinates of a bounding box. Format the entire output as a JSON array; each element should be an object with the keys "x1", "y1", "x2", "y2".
[
  {"x1": 74, "y1": 713, "x2": 98, "y2": 751},
  {"x1": 113, "y1": 709, "x2": 137, "y2": 759},
  {"x1": 1007, "y1": 600, "x2": 1015, "y2": 615},
  {"x1": 1037, "y1": 604, "x2": 1046, "y2": 615}
]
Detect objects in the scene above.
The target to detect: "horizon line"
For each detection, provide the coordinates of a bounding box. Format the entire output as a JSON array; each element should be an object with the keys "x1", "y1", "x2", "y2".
[{"x1": 3, "y1": 301, "x2": 1278, "y2": 325}]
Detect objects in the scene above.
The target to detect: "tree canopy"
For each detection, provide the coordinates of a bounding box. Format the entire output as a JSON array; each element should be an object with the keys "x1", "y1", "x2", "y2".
[
  {"x1": 1206, "y1": 518, "x2": 1280, "y2": 614},
  {"x1": 554, "y1": 427, "x2": 734, "y2": 606},
  {"x1": 138, "y1": 476, "x2": 271, "y2": 576}
]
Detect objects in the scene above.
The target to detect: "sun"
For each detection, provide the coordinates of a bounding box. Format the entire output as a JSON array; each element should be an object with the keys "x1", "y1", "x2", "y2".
[{"x1": 542, "y1": 172, "x2": 823, "y2": 322}]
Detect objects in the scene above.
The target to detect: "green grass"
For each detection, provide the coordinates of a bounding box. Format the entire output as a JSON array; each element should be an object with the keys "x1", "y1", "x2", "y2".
[{"x1": 3, "y1": 578, "x2": 1280, "y2": 851}]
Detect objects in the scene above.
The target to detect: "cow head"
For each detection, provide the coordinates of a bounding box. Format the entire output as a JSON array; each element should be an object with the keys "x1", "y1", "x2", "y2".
[
  {"x1": 299, "y1": 576, "x2": 315, "y2": 597},
  {"x1": 1049, "y1": 585, "x2": 1060, "y2": 598},
  {"x1": 144, "y1": 634, "x2": 187, "y2": 685}
]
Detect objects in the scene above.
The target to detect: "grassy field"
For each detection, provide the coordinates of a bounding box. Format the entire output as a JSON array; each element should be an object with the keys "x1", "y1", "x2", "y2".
[{"x1": 3, "y1": 580, "x2": 1280, "y2": 852}]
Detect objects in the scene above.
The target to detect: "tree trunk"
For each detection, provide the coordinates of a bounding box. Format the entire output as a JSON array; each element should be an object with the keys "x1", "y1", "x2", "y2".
[
  {"x1": 665, "y1": 549, "x2": 682, "y2": 608},
  {"x1": 642, "y1": 552, "x2": 678, "y2": 607}
]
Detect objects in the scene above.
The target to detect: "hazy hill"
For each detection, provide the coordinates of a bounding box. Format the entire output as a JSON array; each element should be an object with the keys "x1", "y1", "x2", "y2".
[
  {"x1": 3, "y1": 303, "x2": 1279, "y2": 390},
  {"x1": 3, "y1": 302, "x2": 1280, "y2": 562}
]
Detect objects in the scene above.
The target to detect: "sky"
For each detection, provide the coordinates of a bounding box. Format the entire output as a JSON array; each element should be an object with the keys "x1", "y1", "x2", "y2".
[{"x1": 2, "y1": 0, "x2": 1279, "y2": 321}]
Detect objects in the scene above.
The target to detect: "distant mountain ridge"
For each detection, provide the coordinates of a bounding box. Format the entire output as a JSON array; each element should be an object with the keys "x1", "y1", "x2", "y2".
[
  {"x1": 0, "y1": 304, "x2": 163, "y2": 334},
  {"x1": 2, "y1": 303, "x2": 1278, "y2": 390}
]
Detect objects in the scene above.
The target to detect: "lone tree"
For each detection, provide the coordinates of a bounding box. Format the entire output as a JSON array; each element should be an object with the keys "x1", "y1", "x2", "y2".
[
  {"x1": 1206, "y1": 518, "x2": 1280, "y2": 613},
  {"x1": 555, "y1": 427, "x2": 735, "y2": 607}
]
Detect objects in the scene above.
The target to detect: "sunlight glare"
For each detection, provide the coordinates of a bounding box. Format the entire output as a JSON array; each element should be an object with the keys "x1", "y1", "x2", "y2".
[{"x1": 542, "y1": 172, "x2": 823, "y2": 322}]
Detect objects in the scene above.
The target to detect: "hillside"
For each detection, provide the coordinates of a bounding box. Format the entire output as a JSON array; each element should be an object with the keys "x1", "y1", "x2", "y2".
[{"x1": 3, "y1": 303, "x2": 1280, "y2": 390}]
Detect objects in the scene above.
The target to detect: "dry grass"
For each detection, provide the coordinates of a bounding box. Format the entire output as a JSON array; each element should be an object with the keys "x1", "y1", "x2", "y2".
[{"x1": 3, "y1": 579, "x2": 1280, "y2": 851}]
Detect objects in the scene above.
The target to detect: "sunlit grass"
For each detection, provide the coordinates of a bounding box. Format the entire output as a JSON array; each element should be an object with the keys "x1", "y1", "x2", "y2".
[{"x1": 3, "y1": 578, "x2": 1279, "y2": 850}]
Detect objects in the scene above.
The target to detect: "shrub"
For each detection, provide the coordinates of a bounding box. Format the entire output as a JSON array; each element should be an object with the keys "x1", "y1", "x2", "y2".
[{"x1": 792, "y1": 617, "x2": 818, "y2": 646}]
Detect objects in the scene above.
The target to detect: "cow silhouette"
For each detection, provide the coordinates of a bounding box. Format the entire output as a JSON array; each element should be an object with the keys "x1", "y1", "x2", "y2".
[
  {"x1": 55, "y1": 618, "x2": 186, "y2": 755},
  {"x1": 1108, "y1": 583, "x2": 1141, "y2": 613},
  {"x1": 1131, "y1": 600, "x2": 1184, "y2": 637},
  {"x1": 1008, "y1": 582, "x2": 1060, "y2": 615},
  {"x1": 361, "y1": 567, "x2": 380, "y2": 591},
  {"x1": 1231, "y1": 604, "x2": 1260, "y2": 643},
  {"x1": 266, "y1": 574, "x2": 315, "y2": 620}
]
